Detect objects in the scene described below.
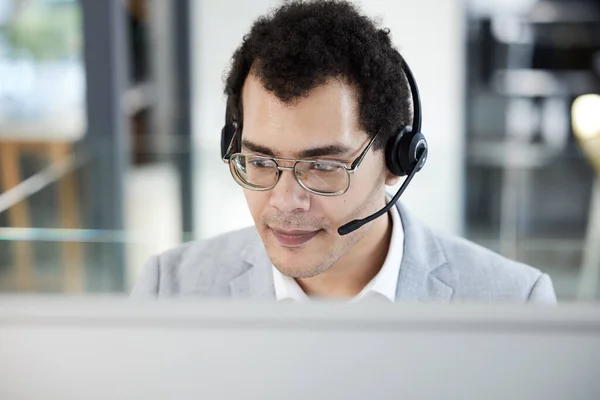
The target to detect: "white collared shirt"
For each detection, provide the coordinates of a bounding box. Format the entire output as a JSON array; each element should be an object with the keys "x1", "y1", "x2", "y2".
[{"x1": 272, "y1": 203, "x2": 404, "y2": 302}]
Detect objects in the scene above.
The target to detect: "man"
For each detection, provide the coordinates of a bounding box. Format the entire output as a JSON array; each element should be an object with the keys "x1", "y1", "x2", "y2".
[{"x1": 132, "y1": 0, "x2": 556, "y2": 302}]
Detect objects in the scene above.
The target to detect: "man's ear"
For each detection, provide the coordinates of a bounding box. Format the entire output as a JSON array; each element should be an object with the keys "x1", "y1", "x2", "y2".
[{"x1": 385, "y1": 170, "x2": 401, "y2": 186}]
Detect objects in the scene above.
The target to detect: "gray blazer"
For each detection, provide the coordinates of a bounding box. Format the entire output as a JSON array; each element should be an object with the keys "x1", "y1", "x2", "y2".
[{"x1": 132, "y1": 203, "x2": 556, "y2": 303}]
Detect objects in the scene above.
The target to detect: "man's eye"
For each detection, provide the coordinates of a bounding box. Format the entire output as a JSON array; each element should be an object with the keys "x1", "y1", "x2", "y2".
[
  {"x1": 249, "y1": 159, "x2": 273, "y2": 168},
  {"x1": 311, "y1": 162, "x2": 338, "y2": 172}
]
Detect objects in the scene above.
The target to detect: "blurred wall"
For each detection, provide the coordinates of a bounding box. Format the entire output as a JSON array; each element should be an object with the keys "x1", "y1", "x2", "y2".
[
  {"x1": 467, "y1": 0, "x2": 536, "y2": 16},
  {"x1": 191, "y1": 0, "x2": 280, "y2": 238},
  {"x1": 191, "y1": 0, "x2": 466, "y2": 238}
]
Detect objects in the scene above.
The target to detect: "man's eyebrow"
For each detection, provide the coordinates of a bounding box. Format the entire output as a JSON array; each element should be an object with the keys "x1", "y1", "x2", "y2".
[
  {"x1": 241, "y1": 140, "x2": 276, "y2": 156},
  {"x1": 242, "y1": 139, "x2": 353, "y2": 158},
  {"x1": 298, "y1": 144, "x2": 353, "y2": 158}
]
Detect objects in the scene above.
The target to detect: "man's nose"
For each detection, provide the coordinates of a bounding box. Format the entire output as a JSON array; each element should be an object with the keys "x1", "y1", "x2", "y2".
[{"x1": 269, "y1": 167, "x2": 311, "y2": 213}]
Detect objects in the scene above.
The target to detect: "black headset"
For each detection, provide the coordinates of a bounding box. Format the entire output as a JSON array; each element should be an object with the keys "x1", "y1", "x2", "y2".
[
  {"x1": 384, "y1": 56, "x2": 428, "y2": 177},
  {"x1": 221, "y1": 55, "x2": 428, "y2": 236}
]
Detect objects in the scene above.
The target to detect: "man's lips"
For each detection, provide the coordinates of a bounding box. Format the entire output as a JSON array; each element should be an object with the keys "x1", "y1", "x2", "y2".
[{"x1": 269, "y1": 228, "x2": 321, "y2": 247}]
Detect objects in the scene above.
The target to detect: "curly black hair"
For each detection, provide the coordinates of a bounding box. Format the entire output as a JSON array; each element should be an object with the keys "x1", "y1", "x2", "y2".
[{"x1": 224, "y1": 0, "x2": 412, "y2": 150}]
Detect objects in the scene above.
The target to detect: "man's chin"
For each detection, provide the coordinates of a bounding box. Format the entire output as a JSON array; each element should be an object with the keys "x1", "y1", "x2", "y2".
[
  {"x1": 266, "y1": 243, "x2": 327, "y2": 278},
  {"x1": 259, "y1": 228, "x2": 334, "y2": 276},
  {"x1": 273, "y1": 260, "x2": 326, "y2": 279}
]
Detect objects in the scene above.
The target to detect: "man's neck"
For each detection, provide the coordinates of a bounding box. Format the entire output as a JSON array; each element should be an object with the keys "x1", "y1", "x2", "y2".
[{"x1": 296, "y1": 210, "x2": 393, "y2": 299}]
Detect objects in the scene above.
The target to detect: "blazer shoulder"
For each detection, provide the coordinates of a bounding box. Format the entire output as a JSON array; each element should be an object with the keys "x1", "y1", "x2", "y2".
[
  {"x1": 432, "y1": 232, "x2": 553, "y2": 301},
  {"x1": 133, "y1": 226, "x2": 259, "y2": 296},
  {"x1": 157, "y1": 226, "x2": 257, "y2": 266}
]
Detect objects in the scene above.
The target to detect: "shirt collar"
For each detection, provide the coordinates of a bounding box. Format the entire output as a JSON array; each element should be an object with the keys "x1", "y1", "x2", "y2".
[{"x1": 272, "y1": 201, "x2": 404, "y2": 302}]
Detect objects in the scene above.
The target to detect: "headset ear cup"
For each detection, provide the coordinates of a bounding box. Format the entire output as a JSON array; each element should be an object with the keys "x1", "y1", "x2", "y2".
[
  {"x1": 386, "y1": 126, "x2": 412, "y2": 176},
  {"x1": 398, "y1": 130, "x2": 428, "y2": 174},
  {"x1": 407, "y1": 132, "x2": 428, "y2": 173}
]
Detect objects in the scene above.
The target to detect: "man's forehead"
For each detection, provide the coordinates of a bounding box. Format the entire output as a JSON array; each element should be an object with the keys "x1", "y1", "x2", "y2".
[
  {"x1": 240, "y1": 75, "x2": 365, "y2": 156},
  {"x1": 241, "y1": 75, "x2": 360, "y2": 127},
  {"x1": 241, "y1": 121, "x2": 360, "y2": 148}
]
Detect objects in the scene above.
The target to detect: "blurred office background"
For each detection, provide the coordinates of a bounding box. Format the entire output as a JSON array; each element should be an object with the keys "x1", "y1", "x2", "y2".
[{"x1": 0, "y1": 0, "x2": 598, "y2": 300}]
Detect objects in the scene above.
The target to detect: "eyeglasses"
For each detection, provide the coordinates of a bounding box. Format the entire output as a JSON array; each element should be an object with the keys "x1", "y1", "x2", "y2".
[{"x1": 225, "y1": 133, "x2": 378, "y2": 196}]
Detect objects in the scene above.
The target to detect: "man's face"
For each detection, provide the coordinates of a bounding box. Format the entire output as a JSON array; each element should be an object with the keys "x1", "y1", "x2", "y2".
[{"x1": 239, "y1": 74, "x2": 392, "y2": 278}]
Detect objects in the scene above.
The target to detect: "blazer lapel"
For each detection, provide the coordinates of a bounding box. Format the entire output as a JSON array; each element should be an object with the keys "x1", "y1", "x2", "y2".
[
  {"x1": 395, "y1": 203, "x2": 453, "y2": 302},
  {"x1": 229, "y1": 232, "x2": 276, "y2": 300}
]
